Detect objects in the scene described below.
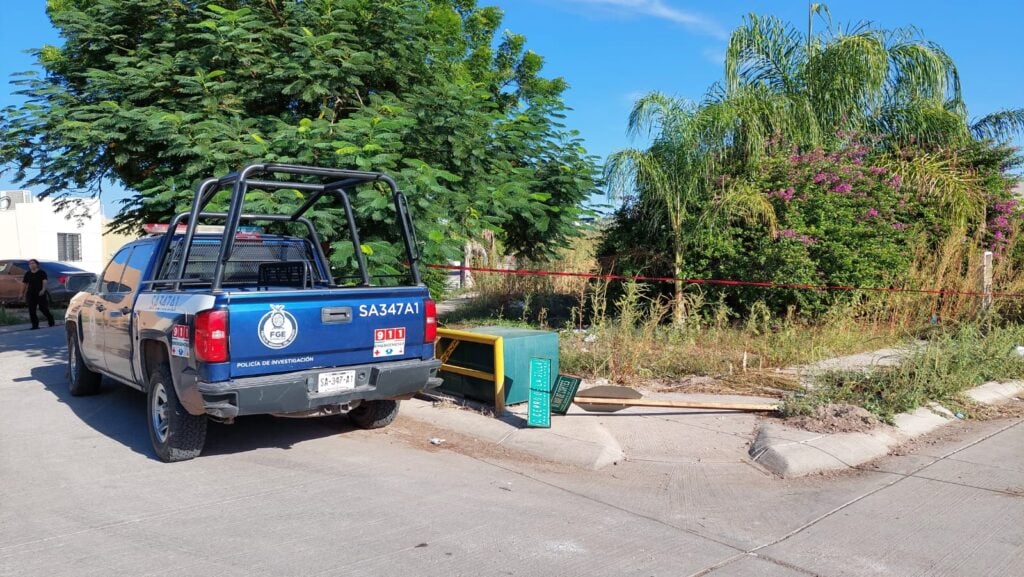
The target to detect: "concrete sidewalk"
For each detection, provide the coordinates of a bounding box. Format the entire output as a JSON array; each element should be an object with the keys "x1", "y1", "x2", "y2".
[
  {"x1": 401, "y1": 398, "x2": 624, "y2": 470},
  {"x1": 401, "y1": 390, "x2": 780, "y2": 471}
]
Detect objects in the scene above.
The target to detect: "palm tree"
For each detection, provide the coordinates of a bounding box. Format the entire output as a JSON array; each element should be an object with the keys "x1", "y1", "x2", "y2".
[
  {"x1": 717, "y1": 9, "x2": 1024, "y2": 228},
  {"x1": 607, "y1": 93, "x2": 776, "y2": 326},
  {"x1": 970, "y1": 110, "x2": 1024, "y2": 142}
]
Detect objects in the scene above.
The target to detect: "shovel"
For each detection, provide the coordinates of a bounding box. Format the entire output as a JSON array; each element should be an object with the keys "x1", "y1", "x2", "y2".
[{"x1": 573, "y1": 385, "x2": 779, "y2": 413}]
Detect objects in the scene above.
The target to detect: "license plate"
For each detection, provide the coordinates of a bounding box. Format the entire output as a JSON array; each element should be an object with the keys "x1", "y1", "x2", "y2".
[{"x1": 316, "y1": 370, "x2": 356, "y2": 394}]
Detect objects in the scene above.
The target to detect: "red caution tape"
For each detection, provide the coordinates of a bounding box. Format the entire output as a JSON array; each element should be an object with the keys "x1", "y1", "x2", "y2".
[{"x1": 426, "y1": 263, "x2": 1024, "y2": 299}]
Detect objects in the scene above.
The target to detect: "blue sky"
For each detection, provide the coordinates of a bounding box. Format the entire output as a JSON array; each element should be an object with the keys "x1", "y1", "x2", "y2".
[{"x1": 2, "y1": 0, "x2": 1022, "y2": 215}]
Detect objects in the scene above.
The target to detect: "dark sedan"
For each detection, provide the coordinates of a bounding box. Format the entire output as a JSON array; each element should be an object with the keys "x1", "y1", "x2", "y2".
[{"x1": 0, "y1": 260, "x2": 98, "y2": 307}]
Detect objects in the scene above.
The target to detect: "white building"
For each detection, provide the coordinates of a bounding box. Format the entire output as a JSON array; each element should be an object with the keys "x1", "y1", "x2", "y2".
[{"x1": 0, "y1": 190, "x2": 106, "y2": 273}]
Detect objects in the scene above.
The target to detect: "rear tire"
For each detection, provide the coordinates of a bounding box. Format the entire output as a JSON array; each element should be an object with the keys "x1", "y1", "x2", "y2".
[
  {"x1": 348, "y1": 400, "x2": 400, "y2": 429},
  {"x1": 147, "y1": 364, "x2": 207, "y2": 462},
  {"x1": 67, "y1": 329, "x2": 102, "y2": 396}
]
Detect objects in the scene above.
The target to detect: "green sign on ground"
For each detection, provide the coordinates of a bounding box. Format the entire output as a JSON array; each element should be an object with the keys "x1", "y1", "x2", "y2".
[
  {"x1": 549, "y1": 375, "x2": 582, "y2": 415},
  {"x1": 527, "y1": 358, "x2": 552, "y2": 428}
]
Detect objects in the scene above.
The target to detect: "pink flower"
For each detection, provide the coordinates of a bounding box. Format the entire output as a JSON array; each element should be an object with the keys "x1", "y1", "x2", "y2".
[
  {"x1": 779, "y1": 228, "x2": 798, "y2": 239},
  {"x1": 770, "y1": 187, "x2": 796, "y2": 203},
  {"x1": 799, "y1": 235, "x2": 817, "y2": 245},
  {"x1": 891, "y1": 222, "x2": 907, "y2": 231},
  {"x1": 887, "y1": 174, "x2": 903, "y2": 189},
  {"x1": 994, "y1": 200, "x2": 1019, "y2": 214},
  {"x1": 868, "y1": 166, "x2": 887, "y2": 175},
  {"x1": 832, "y1": 183, "x2": 853, "y2": 194},
  {"x1": 864, "y1": 208, "x2": 879, "y2": 219},
  {"x1": 813, "y1": 172, "x2": 829, "y2": 184}
]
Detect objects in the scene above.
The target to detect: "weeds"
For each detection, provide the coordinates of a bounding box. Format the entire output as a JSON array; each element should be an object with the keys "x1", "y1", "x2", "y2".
[
  {"x1": 441, "y1": 228, "x2": 1024, "y2": 420},
  {"x1": 0, "y1": 306, "x2": 25, "y2": 326},
  {"x1": 784, "y1": 323, "x2": 1024, "y2": 421}
]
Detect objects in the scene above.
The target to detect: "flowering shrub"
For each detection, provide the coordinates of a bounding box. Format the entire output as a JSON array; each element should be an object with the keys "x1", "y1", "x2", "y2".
[{"x1": 600, "y1": 140, "x2": 1022, "y2": 318}]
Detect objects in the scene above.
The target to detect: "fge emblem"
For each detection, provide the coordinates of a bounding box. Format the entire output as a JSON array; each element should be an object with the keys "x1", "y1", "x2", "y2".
[{"x1": 258, "y1": 304, "x2": 298, "y2": 349}]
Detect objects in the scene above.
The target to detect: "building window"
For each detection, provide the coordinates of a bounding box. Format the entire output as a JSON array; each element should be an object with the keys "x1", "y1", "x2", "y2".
[{"x1": 57, "y1": 233, "x2": 82, "y2": 262}]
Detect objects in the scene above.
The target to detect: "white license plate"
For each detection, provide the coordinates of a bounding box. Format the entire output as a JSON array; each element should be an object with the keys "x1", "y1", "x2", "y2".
[{"x1": 317, "y1": 370, "x2": 356, "y2": 394}]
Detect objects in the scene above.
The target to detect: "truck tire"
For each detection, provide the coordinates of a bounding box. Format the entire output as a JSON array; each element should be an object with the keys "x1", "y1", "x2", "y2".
[
  {"x1": 67, "y1": 330, "x2": 102, "y2": 396},
  {"x1": 147, "y1": 364, "x2": 207, "y2": 462},
  {"x1": 348, "y1": 400, "x2": 400, "y2": 429}
]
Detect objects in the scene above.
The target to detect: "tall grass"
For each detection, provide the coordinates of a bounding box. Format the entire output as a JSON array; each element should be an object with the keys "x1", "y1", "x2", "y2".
[
  {"x1": 443, "y1": 229, "x2": 1023, "y2": 406},
  {"x1": 0, "y1": 306, "x2": 25, "y2": 326},
  {"x1": 784, "y1": 323, "x2": 1024, "y2": 421},
  {"x1": 560, "y1": 282, "x2": 897, "y2": 388},
  {"x1": 858, "y1": 233, "x2": 1024, "y2": 329}
]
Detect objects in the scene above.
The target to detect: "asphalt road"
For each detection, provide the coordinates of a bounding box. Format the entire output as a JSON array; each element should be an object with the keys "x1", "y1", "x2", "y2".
[{"x1": 1, "y1": 325, "x2": 1022, "y2": 577}]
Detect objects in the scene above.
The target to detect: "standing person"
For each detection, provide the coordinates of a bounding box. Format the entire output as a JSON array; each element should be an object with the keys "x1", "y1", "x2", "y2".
[{"x1": 21, "y1": 259, "x2": 55, "y2": 329}]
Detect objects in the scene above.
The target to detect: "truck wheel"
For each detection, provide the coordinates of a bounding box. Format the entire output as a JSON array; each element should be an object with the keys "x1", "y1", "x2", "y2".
[
  {"x1": 67, "y1": 330, "x2": 102, "y2": 396},
  {"x1": 147, "y1": 365, "x2": 207, "y2": 462},
  {"x1": 348, "y1": 400, "x2": 400, "y2": 429}
]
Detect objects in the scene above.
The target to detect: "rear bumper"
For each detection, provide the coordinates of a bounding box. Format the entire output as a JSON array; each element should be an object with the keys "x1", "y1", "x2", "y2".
[{"x1": 197, "y1": 358, "x2": 442, "y2": 419}]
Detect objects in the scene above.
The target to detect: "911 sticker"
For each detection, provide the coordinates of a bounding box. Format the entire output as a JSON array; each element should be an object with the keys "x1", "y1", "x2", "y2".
[
  {"x1": 373, "y1": 327, "x2": 406, "y2": 358},
  {"x1": 171, "y1": 324, "x2": 189, "y2": 358}
]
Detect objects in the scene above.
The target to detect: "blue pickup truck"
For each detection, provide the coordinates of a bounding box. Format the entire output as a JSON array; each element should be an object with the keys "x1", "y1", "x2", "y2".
[{"x1": 65, "y1": 164, "x2": 441, "y2": 462}]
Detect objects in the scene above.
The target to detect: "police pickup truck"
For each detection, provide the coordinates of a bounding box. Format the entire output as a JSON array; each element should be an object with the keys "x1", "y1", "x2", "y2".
[{"x1": 65, "y1": 164, "x2": 441, "y2": 462}]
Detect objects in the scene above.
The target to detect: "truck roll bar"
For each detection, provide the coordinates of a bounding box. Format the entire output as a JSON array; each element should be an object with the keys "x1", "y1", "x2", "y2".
[{"x1": 151, "y1": 163, "x2": 422, "y2": 292}]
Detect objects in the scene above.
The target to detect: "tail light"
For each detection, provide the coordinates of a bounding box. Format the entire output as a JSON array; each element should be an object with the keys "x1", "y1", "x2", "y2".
[
  {"x1": 424, "y1": 299, "x2": 437, "y2": 343},
  {"x1": 57, "y1": 275, "x2": 68, "y2": 285},
  {"x1": 195, "y1": 309, "x2": 229, "y2": 363}
]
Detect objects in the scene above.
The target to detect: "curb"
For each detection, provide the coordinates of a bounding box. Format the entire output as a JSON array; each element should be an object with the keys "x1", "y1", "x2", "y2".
[
  {"x1": 0, "y1": 322, "x2": 41, "y2": 335},
  {"x1": 748, "y1": 381, "x2": 1024, "y2": 477},
  {"x1": 0, "y1": 321, "x2": 65, "y2": 335},
  {"x1": 400, "y1": 399, "x2": 624, "y2": 470},
  {"x1": 966, "y1": 380, "x2": 1024, "y2": 404}
]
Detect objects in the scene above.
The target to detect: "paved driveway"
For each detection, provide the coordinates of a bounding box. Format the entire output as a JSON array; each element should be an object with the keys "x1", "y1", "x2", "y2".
[{"x1": 1, "y1": 325, "x2": 1022, "y2": 576}]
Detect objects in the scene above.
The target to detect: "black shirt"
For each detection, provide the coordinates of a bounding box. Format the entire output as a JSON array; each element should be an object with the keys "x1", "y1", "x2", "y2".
[{"x1": 23, "y1": 269, "x2": 48, "y2": 295}]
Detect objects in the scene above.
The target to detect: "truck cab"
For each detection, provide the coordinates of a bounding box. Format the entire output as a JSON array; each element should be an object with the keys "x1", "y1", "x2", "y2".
[{"x1": 65, "y1": 164, "x2": 441, "y2": 462}]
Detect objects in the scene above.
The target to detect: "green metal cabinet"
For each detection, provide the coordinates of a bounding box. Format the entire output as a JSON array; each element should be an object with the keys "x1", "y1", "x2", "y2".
[{"x1": 438, "y1": 326, "x2": 558, "y2": 405}]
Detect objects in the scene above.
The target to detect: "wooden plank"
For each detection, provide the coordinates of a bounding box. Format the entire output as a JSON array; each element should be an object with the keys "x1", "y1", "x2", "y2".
[
  {"x1": 572, "y1": 396, "x2": 779, "y2": 412},
  {"x1": 577, "y1": 385, "x2": 643, "y2": 399}
]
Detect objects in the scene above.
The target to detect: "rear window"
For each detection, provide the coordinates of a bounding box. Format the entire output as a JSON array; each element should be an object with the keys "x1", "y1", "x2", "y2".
[
  {"x1": 0, "y1": 262, "x2": 26, "y2": 275},
  {"x1": 41, "y1": 262, "x2": 88, "y2": 275},
  {"x1": 66, "y1": 275, "x2": 96, "y2": 291},
  {"x1": 157, "y1": 238, "x2": 327, "y2": 287}
]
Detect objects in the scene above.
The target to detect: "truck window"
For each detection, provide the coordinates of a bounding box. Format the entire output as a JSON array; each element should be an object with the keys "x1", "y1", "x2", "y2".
[
  {"x1": 157, "y1": 238, "x2": 327, "y2": 287},
  {"x1": 122, "y1": 242, "x2": 156, "y2": 293},
  {"x1": 100, "y1": 247, "x2": 133, "y2": 294}
]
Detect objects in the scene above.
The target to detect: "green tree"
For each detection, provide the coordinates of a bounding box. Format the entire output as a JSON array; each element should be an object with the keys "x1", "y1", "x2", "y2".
[
  {"x1": 0, "y1": 0, "x2": 597, "y2": 288},
  {"x1": 602, "y1": 5, "x2": 1023, "y2": 320},
  {"x1": 606, "y1": 93, "x2": 776, "y2": 325}
]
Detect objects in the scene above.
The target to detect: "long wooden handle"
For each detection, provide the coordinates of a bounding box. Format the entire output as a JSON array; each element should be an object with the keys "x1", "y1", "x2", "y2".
[{"x1": 573, "y1": 396, "x2": 779, "y2": 412}]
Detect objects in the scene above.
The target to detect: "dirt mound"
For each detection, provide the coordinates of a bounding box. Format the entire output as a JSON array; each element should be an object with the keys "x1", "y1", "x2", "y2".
[{"x1": 787, "y1": 403, "x2": 880, "y2": 434}]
